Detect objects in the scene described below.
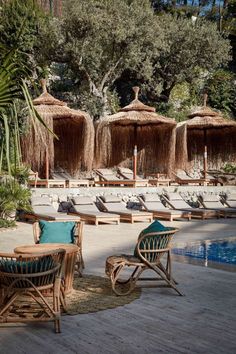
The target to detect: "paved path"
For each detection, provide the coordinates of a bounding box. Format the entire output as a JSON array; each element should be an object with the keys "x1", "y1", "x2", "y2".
[{"x1": 0, "y1": 219, "x2": 236, "y2": 354}]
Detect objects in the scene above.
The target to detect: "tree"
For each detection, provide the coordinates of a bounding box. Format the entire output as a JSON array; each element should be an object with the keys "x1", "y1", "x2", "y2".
[
  {"x1": 61, "y1": 0, "x2": 162, "y2": 117},
  {"x1": 148, "y1": 14, "x2": 231, "y2": 101}
]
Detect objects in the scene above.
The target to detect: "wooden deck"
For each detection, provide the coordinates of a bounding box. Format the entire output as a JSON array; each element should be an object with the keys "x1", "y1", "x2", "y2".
[{"x1": 0, "y1": 219, "x2": 236, "y2": 353}]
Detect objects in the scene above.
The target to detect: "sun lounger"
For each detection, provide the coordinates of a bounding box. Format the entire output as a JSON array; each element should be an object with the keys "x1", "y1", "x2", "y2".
[
  {"x1": 147, "y1": 173, "x2": 171, "y2": 186},
  {"x1": 222, "y1": 193, "x2": 236, "y2": 208},
  {"x1": 97, "y1": 195, "x2": 153, "y2": 223},
  {"x1": 138, "y1": 194, "x2": 191, "y2": 221},
  {"x1": 69, "y1": 196, "x2": 120, "y2": 225},
  {"x1": 28, "y1": 178, "x2": 66, "y2": 188},
  {"x1": 172, "y1": 169, "x2": 209, "y2": 186},
  {"x1": 52, "y1": 169, "x2": 90, "y2": 187},
  {"x1": 163, "y1": 192, "x2": 220, "y2": 219},
  {"x1": 117, "y1": 167, "x2": 149, "y2": 186},
  {"x1": 94, "y1": 169, "x2": 140, "y2": 187},
  {"x1": 24, "y1": 196, "x2": 80, "y2": 221},
  {"x1": 199, "y1": 194, "x2": 236, "y2": 218}
]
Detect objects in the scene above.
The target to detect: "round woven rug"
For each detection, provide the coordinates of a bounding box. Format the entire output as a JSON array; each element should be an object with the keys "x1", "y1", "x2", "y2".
[{"x1": 65, "y1": 274, "x2": 141, "y2": 315}]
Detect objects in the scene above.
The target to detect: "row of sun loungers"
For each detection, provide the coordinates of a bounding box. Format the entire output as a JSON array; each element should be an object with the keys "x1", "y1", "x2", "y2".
[
  {"x1": 28, "y1": 168, "x2": 221, "y2": 188},
  {"x1": 24, "y1": 193, "x2": 236, "y2": 225}
]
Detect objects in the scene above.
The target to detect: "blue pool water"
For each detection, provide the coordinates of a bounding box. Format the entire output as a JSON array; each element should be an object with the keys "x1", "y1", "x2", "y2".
[{"x1": 172, "y1": 238, "x2": 236, "y2": 269}]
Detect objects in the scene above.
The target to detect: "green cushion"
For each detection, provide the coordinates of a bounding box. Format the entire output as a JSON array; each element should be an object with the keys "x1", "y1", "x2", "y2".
[
  {"x1": 134, "y1": 220, "x2": 174, "y2": 258},
  {"x1": 0, "y1": 256, "x2": 55, "y2": 287},
  {"x1": 39, "y1": 220, "x2": 75, "y2": 244}
]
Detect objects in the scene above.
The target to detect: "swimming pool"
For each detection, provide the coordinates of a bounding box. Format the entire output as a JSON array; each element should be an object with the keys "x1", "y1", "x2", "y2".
[{"x1": 172, "y1": 237, "x2": 236, "y2": 272}]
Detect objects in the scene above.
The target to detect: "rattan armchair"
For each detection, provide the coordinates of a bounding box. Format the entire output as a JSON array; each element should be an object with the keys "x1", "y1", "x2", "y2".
[
  {"x1": 106, "y1": 228, "x2": 182, "y2": 296},
  {"x1": 33, "y1": 220, "x2": 84, "y2": 274},
  {"x1": 0, "y1": 249, "x2": 65, "y2": 333}
]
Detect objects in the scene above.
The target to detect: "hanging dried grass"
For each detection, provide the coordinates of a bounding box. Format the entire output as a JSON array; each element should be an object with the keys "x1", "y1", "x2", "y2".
[
  {"x1": 21, "y1": 114, "x2": 54, "y2": 177},
  {"x1": 175, "y1": 103, "x2": 236, "y2": 171},
  {"x1": 175, "y1": 123, "x2": 189, "y2": 171},
  {"x1": 21, "y1": 83, "x2": 94, "y2": 178},
  {"x1": 95, "y1": 114, "x2": 176, "y2": 175}
]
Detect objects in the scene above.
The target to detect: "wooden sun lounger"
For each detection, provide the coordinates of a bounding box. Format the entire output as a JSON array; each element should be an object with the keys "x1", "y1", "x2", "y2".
[
  {"x1": 68, "y1": 197, "x2": 120, "y2": 225},
  {"x1": 171, "y1": 170, "x2": 210, "y2": 186},
  {"x1": 162, "y1": 193, "x2": 220, "y2": 219},
  {"x1": 138, "y1": 196, "x2": 191, "y2": 221},
  {"x1": 97, "y1": 196, "x2": 153, "y2": 223},
  {"x1": 28, "y1": 179, "x2": 66, "y2": 188},
  {"x1": 24, "y1": 196, "x2": 80, "y2": 222},
  {"x1": 117, "y1": 168, "x2": 149, "y2": 187},
  {"x1": 94, "y1": 169, "x2": 144, "y2": 187},
  {"x1": 52, "y1": 171, "x2": 90, "y2": 188},
  {"x1": 199, "y1": 195, "x2": 236, "y2": 218}
]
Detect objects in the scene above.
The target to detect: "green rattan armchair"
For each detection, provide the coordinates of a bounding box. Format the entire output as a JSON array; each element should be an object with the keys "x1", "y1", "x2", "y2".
[
  {"x1": 106, "y1": 228, "x2": 183, "y2": 296},
  {"x1": 0, "y1": 249, "x2": 65, "y2": 333}
]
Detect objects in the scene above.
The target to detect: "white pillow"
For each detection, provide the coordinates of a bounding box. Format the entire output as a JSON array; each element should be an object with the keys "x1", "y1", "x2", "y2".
[
  {"x1": 102, "y1": 195, "x2": 121, "y2": 203},
  {"x1": 72, "y1": 196, "x2": 93, "y2": 205},
  {"x1": 31, "y1": 196, "x2": 51, "y2": 206}
]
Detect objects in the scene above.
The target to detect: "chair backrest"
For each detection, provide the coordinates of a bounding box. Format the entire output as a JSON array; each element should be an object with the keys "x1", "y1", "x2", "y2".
[
  {"x1": 199, "y1": 194, "x2": 224, "y2": 209},
  {"x1": 175, "y1": 169, "x2": 191, "y2": 180},
  {"x1": 138, "y1": 195, "x2": 167, "y2": 211},
  {"x1": 225, "y1": 193, "x2": 236, "y2": 208},
  {"x1": 95, "y1": 169, "x2": 120, "y2": 181},
  {"x1": 163, "y1": 193, "x2": 190, "y2": 209},
  {"x1": 118, "y1": 167, "x2": 142, "y2": 180},
  {"x1": 136, "y1": 229, "x2": 178, "y2": 263},
  {"x1": 72, "y1": 196, "x2": 98, "y2": 212},
  {"x1": 97, "y1": 195, "x2": 127, "y2": 211},
  {"x1": 0, "y1": 249, "x2": 65, "y2": 289},
  {"x1": 33, "y1": 220, "x2": 83, "y2": 249}
]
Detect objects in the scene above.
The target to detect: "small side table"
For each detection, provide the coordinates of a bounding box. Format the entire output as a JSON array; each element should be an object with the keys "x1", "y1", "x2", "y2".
[{"x1": 14, "y1": 243, "x2": 79, "y2": 294}]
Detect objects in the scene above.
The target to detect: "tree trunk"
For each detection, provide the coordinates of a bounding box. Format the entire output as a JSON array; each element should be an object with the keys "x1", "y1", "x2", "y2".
[{"x1": 160, "y1": 82, "x2": 175, "y2": 102}]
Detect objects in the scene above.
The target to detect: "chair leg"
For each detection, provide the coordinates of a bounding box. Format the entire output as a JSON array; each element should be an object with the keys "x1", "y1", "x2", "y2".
[{"x1": 110, "y1": 263, "x2": 143, "y2": 296}]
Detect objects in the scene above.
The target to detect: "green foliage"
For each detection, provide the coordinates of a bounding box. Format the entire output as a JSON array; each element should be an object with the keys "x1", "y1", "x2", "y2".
[
  {"x1": 149, "y1": 15, "x2": 231, "y2": 100},
  {"x1": 0, "y1": 218, "x2": 16, "y2": 228},
  {"x1": 11, "y1": 164, "x2": 30, "y2": 185},
  {"x1": 222, "y1": 163, "x2": 236, "y2": 173},
  {"x1": 61, "y1": 0, "x2": 160, "y2": 116},
  {"x1": 204, "y1": 69, "x2": 236, "y2": 117},
  {"x1": 0, "y1": 180, "x2": 31, "y2": 220},
  {"x1": 0, "y1": 0, "x2": 55, "y2": 73}
]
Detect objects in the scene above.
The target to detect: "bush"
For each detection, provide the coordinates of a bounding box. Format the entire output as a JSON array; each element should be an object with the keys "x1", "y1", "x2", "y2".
[
  {"x1": 0, "y1": 180, "x2": 31, "y2": 220},
  {"x1": 0, "y1": 219, "x2": 16, "y2": 229},
  {"x1": 222, "y1": 163, "x2": 236, "y2": 173}
]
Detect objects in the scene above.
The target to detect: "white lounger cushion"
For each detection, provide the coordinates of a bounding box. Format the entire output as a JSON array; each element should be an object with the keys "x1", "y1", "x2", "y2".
[
  {"x1": 142, "y1": 194, "x2": 160, "y2": 202},
  {"x1": 201, "y1": 195, "x2": 219, "y2": 202},
  {"x1": 101, "y1": 195, "x2": 121, "y2": 203},
  {"x1": 72, "y1": 196, "x2": 93, "y2": 205},
  {"x1": 31, "y1": 196, "x2": 52, "y2": 206},
  {"x1": 165, "y1": 193, "x2": 183, "y2": 201}
]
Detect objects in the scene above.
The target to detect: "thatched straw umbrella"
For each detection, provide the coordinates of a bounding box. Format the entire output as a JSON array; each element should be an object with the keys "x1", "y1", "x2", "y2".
[
  {"x1": 21, "y1": 80, "x2": 94, "y2": 178},
  {"x1": 96, "y1": 87, "x2": 176, "y2": 178},
  {"x1": 176, "y1": 94, "x2": 236, "y2": 177}
]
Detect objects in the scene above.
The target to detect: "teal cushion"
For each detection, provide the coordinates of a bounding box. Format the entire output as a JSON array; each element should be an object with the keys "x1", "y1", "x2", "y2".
[
  {"x1": 39, "y1": 220, "x2": 75, "y2": 244},
  {"x1": 0, "y1": 256, "x2": 53, "y2": 274},
  {"x1": 0, "y1": 256, "x2": 55, "y2": 287},
  {"x1": 134, "y1": 220, "x2": 174, "y2": 258}
]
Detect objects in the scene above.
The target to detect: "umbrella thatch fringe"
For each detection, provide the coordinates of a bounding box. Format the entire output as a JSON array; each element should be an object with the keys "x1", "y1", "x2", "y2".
[
  {"x1": 95, "y1": 123, "x2": 176, "y2": 175},
  {"x1": 54, "y1": 112, "x2": 94, "y2": 176},
  {"x1": 187, "y1": 127, "x2": 236, "y2": 169},
  {"x1": 21, "y1": 109, "x2": 94, "y2": 178},
  {"x1": 21, "y1": 115, "x2": 54, "y2": 176},
  {"x1": 175, "y1": 123, "x2": 189, "y2": 170}
]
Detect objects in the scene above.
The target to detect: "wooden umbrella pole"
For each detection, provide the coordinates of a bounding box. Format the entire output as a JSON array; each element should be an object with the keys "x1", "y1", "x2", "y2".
[
  {"x1": 203, "y1": 130, "x2": 207, "y2": 180},
  {"x1": 133, "y1": 145, "x2": 137, "y2": 180},
  {"x1": 45, "y1": 149, "x2": 49, "y2": 180},
  {"x1": 133, "y1": 124, "x2": 138, "y2": 180}
]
